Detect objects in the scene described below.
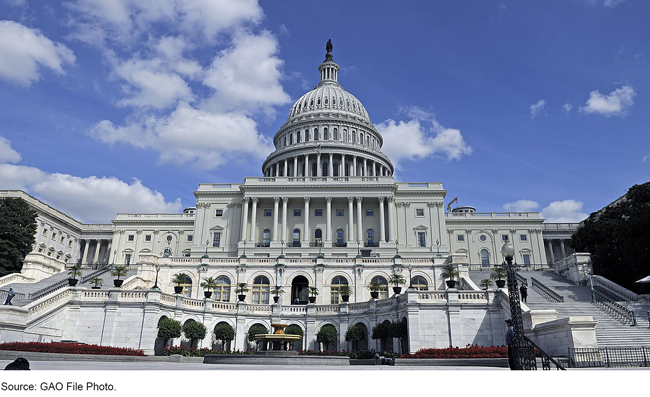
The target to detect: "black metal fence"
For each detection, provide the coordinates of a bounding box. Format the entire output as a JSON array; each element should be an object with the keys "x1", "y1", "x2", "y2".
[{"x1": 568, "y1": 347, "x2": 650, "y2": 368}]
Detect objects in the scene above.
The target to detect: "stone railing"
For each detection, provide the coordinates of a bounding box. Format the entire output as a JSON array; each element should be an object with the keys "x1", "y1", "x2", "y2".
[
  {"x1": 247, "y1": 304, "x2": 272, "y2": 313},
  {"x1": 27, "y1": 289, "x2": 74, "y2": 318},
  {"x1": 591, "y1": 275, "x2": 640, "y2": 301},
  {"x1": 283, "y1": 306, "x2": 307, "y2": 315},
  {"x1": 555, "y1": 253, "x2": 593, "y2": 285},
  {"x1": 211, "y1": 302, "x2": 237, "y2": 312},
  {"x1": 348, "y1": 302, "x2": 370, "y2": 311},
  {"x1": 0, "y1": 273, "x2": 34, "y2": 287},
  {"x1": 316, "y1": 304, "x2": 340, "y2": 313}
]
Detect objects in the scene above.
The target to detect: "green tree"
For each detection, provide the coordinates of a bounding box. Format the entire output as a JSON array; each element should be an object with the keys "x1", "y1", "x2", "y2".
[
  {"x1": 157, "y1": 318, "x2": 182, "y2": 348},
  {"x1": 213, "y1": 324, "x2": 235, "y2": 349},
  {"x1": 247, "y1": 324, "x2": 269, "y2": 342},
  {"x1": 0, "y1": 197, "x2": 37, "y2": 277},
  {"x1": 344, "y1": 325, "x2": 365, "y2": 351},
  {"x1": 371, "y1": 322, "x2": 390, "y2": 340},
  {"x1": 316, "y1": 325, "x2": 337, "y2": 351},
  {"x1": 284, "y1": 324, "x2": 304, "y2": 337},
  {"x1": 183, "y1": 321, "x2": 207, "y2": 348},
  {"x1": 572, "y1": 182, "x2": 650, "y2": 292},
  {"x1": 389, "y1": 321, "x2": 407, "y2": 353}
]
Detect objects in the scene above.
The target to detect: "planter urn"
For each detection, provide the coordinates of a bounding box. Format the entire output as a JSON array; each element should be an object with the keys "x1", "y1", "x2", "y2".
[
  {"x1": 238, "y1": 294, "x2": 246, "y2": 302},
  {"x1": 91, "y1": 286, "x2": 101, "y2": 290},
  {"x1": 174, "y1": 285, "x2": 183, "y2": 294},
  {"x1": 273, "y1": 296, "x2": 280, "y2": 303},
  {"x1": 370, "y1": 291, "x2": 379, "y2": 299},
  {"x1": 341, "y1": 295, "x2": 350, "y2": 302},
  {"x1": 113, "y1": 279, "x2": 124, "y2": 288},
  {"x1": 496, "y1": 280, "x2": 506, "y2": 288},
  {"x1": 308, "y1": 296, "x2": 316, "y2": 303},
  {"x1": 392, "y1": 287, "x2": 402, "y2": 295},
  {"x1": 204, "y1": 291, "x2": 213, "y2": 299},
  {"x1": 445, "y1": 280, "x2": 456, "y2": 289},
  {"x1": 68, "y1": 279, "x2": 78, "y2": 287}
]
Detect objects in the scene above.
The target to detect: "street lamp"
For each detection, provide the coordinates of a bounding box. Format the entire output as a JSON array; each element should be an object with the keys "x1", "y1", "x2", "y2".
[
  {"x1": 499, "y1": 240, "x2": 535, "y2": 370},
  {"x1": 356, "y1": 240, "x2": 362, "y2": 258},
  {"x1": 152, "y1": 264, "x2": 161, "y2": 290},
  {"x1": 408, "y1": 264, "x2": 413, "y2": 289}
]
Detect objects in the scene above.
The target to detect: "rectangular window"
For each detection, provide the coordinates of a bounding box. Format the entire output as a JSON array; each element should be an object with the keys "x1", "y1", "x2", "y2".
[
  {"x1": 416, "y1": 208, "x2": 424, "y2": 217},
  {"x1": 42, "y1": 229, "x2": 48, "y2": 236},
  {"x1": 523, "y1": 254, "x2": 531, "y2": 265},
  {"x1": 502, "y1": 235, "x2": 509, "y2": 242},
  {"x1": 215, "y1": 209, "x2": 223, "y2": 216},
  {"x1": 187, "y1": 235, "x2": 193, "y2": 242},
  {"x1": 457, "y1": 234, "x2": 465, "y2": 242},
  {"x1": 520, "y1": 234, "x2": 527, "y2": 242},
  {"x1": 264, "y1": 209, "x2": 272, "y2": 217},
  {"x1": 145, "y1": 235, "x2": 151, "y2": 242},
  {"x1": 294, "y1": 209, "x2": 301, "y2": 217},
  {"x1": 213, "y1": 232, "x2": 221, "y2": 247},
  {"x1": 51, "y1": 232, "x2": 57, "y2": 241},
  {"x1": 366, "y1": 209, "x2": 373, "y2": 216},
  {"x1": 125, "y1": 254, "x2": 132, "y2": 265},
  {"x1": 315, "y1": 209, "x2": 323, "y2": 216},
  {"x1": 60, "y1": 237, "x2": 65, "y2": 244},
  {"x1": 68, "y1": 240, "x2": 73, "y2": 248},
  {"x1": 336, "y1": 209, "x2": 344, "y2": 216},
  {"x1": 128, "y1": 235, "x2": 134, "y2": 242},
  {"x1": 418, "y1": 232, "x2": 426, "y2": 247}
]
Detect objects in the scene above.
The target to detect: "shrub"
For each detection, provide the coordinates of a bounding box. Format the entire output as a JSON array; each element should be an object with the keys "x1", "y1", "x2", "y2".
[
  {"x1": 183, "y1": 321, "x2": 207, "y2": 348},
  {"x1": 400, "y1": 344, "x2": 507, "y2": 359},
  {"x1": 0, "y1": 342, "x2": 144, "y2": 356},
  {"x1": 284, "y1": 325, "x2": 304, "y2": 337},
  {"x1": 163, "y1": 346, "x2": 254, "y2": 357},
  {"x1": 371, "y1": 322, "x2": 390, "y2": 340},
  {"x1": 157, "y1": 318, "x2": 182, "y2": 348},
  {"x1": 316, "y1": 326, "x2": 337, "y2": 351},
  {"x1": 214, "y1": 324, "x2": 235, "y2": 346},
  {"x1": 344, "y1": 326, "x2": 365, "y2": 351},
  {"x1": 248, "y1": 324, "x2": 269, "y2": 342}
]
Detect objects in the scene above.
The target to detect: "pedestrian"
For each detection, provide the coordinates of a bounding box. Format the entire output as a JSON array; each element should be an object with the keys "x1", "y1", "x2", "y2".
[
  {"x1": 294, "y1": 297, "x2": 299, "y2": 304},
  {"x1": 505, "y1": 319, "x2": 515, "y2": 370},
  {"x1": 4, "y1": 288, "x2": 15, "y2": 305},
  {"x1": 520, "y1": 285, "x2": 528, "y2": 303},
  {"x1": 4, "y1": 358, "x2": 30, "y2": 370}
]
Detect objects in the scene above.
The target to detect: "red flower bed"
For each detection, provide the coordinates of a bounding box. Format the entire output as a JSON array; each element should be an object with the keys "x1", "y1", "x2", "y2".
[
  {"x1": 0, "y1": 342, "x2": 145, "y2": 356},
  {"x1": 400, "y1": 344, "x2": 507, "y2": 359}
]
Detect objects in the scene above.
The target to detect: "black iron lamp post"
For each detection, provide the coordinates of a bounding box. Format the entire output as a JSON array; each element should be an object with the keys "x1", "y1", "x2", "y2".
[
  {"x1": 152, "y1": 264, "x2": 161, "y2": 290},
  {"x1": 499, "y1": 240, "x2": 536, "y2": 370}
]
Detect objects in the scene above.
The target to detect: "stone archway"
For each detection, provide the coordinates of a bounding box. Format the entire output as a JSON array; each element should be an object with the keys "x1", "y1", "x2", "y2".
[
  {"x1": 353, "y1": 322, "x2": 369, "y2": 352},
  {"x1": 291, "y1": 275, "x2": 309, "y2": 304},
  {"x1": 154, "y1": 316, "x2": 169, "y2": 356},
  {"x1": 380, "y1": 320, "x2": 392, "y2": 353}
]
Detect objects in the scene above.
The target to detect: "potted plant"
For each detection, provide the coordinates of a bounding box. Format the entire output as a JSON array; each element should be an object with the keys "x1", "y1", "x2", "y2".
[
  {"x1": 200, "y1": 276, "x2": 218, "y2": 298},
  {"x1": 479, "y1": 278, "x2": 494, "y2": 290},
  {"x1": 111, "y1": 264, "x2": 129, "y2": 288},
  {"x1": 67, "y1": 263, "x2": 82, "y2": 286},
  {"x1": 490, "y1": 266, "x2": 507, "y2": 288},
  {"x1": 308, "y1": 286, "x2": 319, "y2": 303},
  {"x1": 271, "y1": 285, "x2": 284, "y2": 303},
  {"x1": 171, "y1": 272, "x2": 189, "y2": 294},
  {"x1": 89, "y1": 277, "x2": 103, "y2": 289},
  {"x1": 388, "y1": 273, "x2": 407, "y2": 295},
  {"x1": 338, "y1": 284, "x2": 352, "y2": 302},
  {"x1": 367, "y1": 282, "x2": 383, "y2": 299},
  {"x1": 236, "y1": 282, "x2": 249, "y2": 302},
  {"x1": 440, "y1": 264, "x2": 460, "y2": 288}
]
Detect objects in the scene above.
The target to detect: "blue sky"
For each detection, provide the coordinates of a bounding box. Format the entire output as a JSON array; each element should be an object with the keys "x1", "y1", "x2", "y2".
[{"x1": 0, "y1": 0, "x2": 648, "y2": 224}]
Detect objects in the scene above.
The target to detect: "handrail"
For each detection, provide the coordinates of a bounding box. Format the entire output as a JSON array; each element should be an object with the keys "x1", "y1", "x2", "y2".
[
  {"x1": 531, "y1": 277, "x2": 564, "y2": 303},
  {"x1": 522, "y1": 335, "x2": 566, "y2": 370},
  {"x1": 591, "y1": 275, "x2": 639, "y2": 301},
  {"x1": 515, "y1": 273, "x2": 528, "y2": 287},
  {"x1": 28, "y1": 278, "x2": 72, "y2": 301},
  {"x1": 80, "y1": 266, "x2": 110, "y2": 284},
  {"x1": 593, "y1": 290, "x2": 637, "y2": 326}
]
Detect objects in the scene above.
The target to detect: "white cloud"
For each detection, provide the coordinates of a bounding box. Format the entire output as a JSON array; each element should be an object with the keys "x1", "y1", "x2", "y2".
[
  {"x1": 643, "y1": 154, "x2": 650, "y2": 163},
  {"x1": 202, "y1": 31, "x2": 291, "y2": 116},
  {"x1": 541, "y1": 200, "x2": 588, "y2": 223},
  {"x1": 0, "y1": 21, "x2": 76, "y2": 85},
  {"x1": 604, "y1": 0, "x2": 626, "y2": 7},
  {"x1": 89, "y1": 103, "x2": 273, "y2": 169},
  {"x1": 530, "y1": 99, "x2": 546, "y2": 118},
  {"x1": 579, "y1": 85, "x2": 636, "y2": 117},
  {"x1": 376, "y1": 107, "x2": 472, "y2": 168},
  {"x1": 279, "y1": 24, "x2": 290, "y2": 36},
  {"x1": 0, "y1": 136, "x2": 21, "y2": 163},
  {"x1": 503, "y1": 200, "x2": 539, "y2": 212},
  {"x1": 563, "y1": 103, "x2": 573, "y2": 114},
  {"x1": 0, "y1": 136, "x2": 181, "y2": 223}
]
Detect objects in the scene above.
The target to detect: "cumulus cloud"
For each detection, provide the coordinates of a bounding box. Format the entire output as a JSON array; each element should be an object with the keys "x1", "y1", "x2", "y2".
[
  {"x1": 563, "y1": 103, "x2": 573, "y2": 114},
  {"x1": 503, "y1": 200, "x2": 539, "y2": 212},
  {"x1": 0, "y1": 136, "x2": 21, "y2": 164},
  {"x1": 376, "y1": 107, "x2": 472, "y2": 168},
  {"x1": 604, "y1": 0, "x2": 627, "y2": 7},
  {"x1": 0, "y1": 21, "x2": 76, "y2": 85},
  {"x1": 89, "y1": 103, "x2": 273, "y2": 169},
  {"x1": 541, "y1": 200, "x2": 588, "y2": 223},
  {"x1": 530, "y1": 99, "x2": 546, "y2": 118},
  {"x1": 0, "y1": 136, "x2": 181, "y2": 224},
  {"x1": 580, "y1": 85, "x2": 636, "y2": 117}
]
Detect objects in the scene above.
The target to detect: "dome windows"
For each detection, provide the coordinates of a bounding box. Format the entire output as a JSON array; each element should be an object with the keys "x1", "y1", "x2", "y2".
[
  {"x1": 325, "y1": 97, "x2": 328, "y2": 105},
  {"x1": 317, "y1": 98, "x2": 321, "y2": 106},
  {"x1": 332, "y1": 97, "x2": 336, "y2": 105}
]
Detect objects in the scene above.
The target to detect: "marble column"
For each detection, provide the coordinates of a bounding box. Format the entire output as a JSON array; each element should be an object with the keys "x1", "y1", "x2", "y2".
[
  {"x1": 317, "y1": 153, "x2": 322, "y2": 177},
  {"x1": 304, "y1": 154, "x2": 309, "y2": 177},
  {"x1": 272, "y1": 197, "x2": 280, "y2": 242},
  {"x1": 328, "y1": 153, "x2": 333, "y2": 177},
  {"x1": 293, "y1": 157, "x2": 298, "y2": 177},
  {"x1": 81, "y1": 240, "x2": 90, "y2": 264},
  {"x1": 92, "y1": 240, "x2": 101, "y2": 264},
  {"x1": 356, "y1": 197, "x2": 363, "y2": 244},
  {"x1": 387, "y1": 196, "x2": 396, "y2": 243},
  {"x1": 378, "y1": 197, "x2": 386, "y2": 243},
  {"x1": 348, "y1": 197, "x2": 355, "y2": 242},
  {"x1": 326, "y1": 196, "x2": 332, "y2": 244},
  {"x1": 303, "y1": 197, "x2": 311, "y2": 244},
  {"x1": 249, "y1": 198, "x2": 258, "y2": 243},
  {"x1": 281, "y1": 197, "x2": 289, "y2": 243},
  {"x1": 240, "y1": 198, "x2": 250, "y2": 242}
]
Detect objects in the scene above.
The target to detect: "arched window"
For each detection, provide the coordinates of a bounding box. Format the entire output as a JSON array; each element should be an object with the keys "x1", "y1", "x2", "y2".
[
  {"x1": 311, "y1": 162, "x2": 317, "y2": 177},
  {"x1": 360, "y1": 133, "x2": 364, "y2": 145},
  {"x1": 333, "y1": 128, "x2": 338, "y2": 140},
  {"x1": 344, "y1": 163, "x2": 349, "y2": 177},
  {"x1": 322, "y1": 162, "x2": 328, "y2": 177},
  {"x1": 314, "y1": 128, "x2": 319, "y2": 141},
  {"x1": 263, "y1": 229, "x2": 270, "y2": 246},
  {"x1": 290, "y1": 134, "x2": 293, "y2": 144},
  {"x1": 297, "y1": 132, "x2": 301, "y2": 143},
  {"x1": 367, "y1": 229, "x2": 374, "y2": 246},
  {"x1": 177, "y1": 274, "x2": 192, "y2": 297},
  {"x1": 333, "y1": 162, "x2": 339, "y2": 177},
  {"x1": 293, "y1": 229, "x2": 301, "y2": 247},
  {"x1": 481, "y1": 249, "x2": 490, "y2": 266},
  {"x1": 343, "y1": 129, "x2": 348, "y2": 142},
  {"x1": 336, "y1": 228, "x2": 344, "y2": 245},
  {"x1": 323, "y1": 128, "x2": 328, "y2": 140},
  {"x1": 304, "y1": 129, "x2": 309, "y2": 142},
  {"x1": 214, "y1": 275, "x2": 231, "y2": 301},
  {"x1": 371, "y1": 276, "x2": 388, "y2": 299},
  {"x1": 353, "y1": 131, "x2": 357, "y2": 143},
  {"x1": 330, "y1": 276, "x2": 349, "y2": 304},
  {"x1": 252, "y1": 276, "x2": 270, "y2": 304},
  {"x1": 366, "y1": 135, "x2": 369, "y2": 146},
  {"x1": 283, "y1": 136, "x2": 287, "y2": 147},
  {"x1": 411, "y1": 276, "x2": 428, "y2": 291},
  {"x1": 315, "y1": 229, "x2": 323, "y2": 246}
]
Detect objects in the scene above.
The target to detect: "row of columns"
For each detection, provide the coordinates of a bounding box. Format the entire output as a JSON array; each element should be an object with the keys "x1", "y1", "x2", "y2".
[
  {"x1": 545, "y1": 238, "x2": 570, "y2": 264},
  {"x1": 81, "y1": 239, "x2": 112, "y2": 265},
  {"x1": 239, "y1": 196, "x2": 396, "y2": 245},
  {"x1": 265, "y1": 153, "x2": 390, "y2": 178}
]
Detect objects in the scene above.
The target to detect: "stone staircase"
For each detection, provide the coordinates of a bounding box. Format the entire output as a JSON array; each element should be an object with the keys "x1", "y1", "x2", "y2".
[{"x1": 469, "y1": 269, "x2": 650, "y2": 348}]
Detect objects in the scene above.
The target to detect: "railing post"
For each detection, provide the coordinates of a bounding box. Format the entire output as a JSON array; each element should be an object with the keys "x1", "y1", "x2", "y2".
[{"x1": 631, "y1": 310, "x2": 637, "y2": 326}]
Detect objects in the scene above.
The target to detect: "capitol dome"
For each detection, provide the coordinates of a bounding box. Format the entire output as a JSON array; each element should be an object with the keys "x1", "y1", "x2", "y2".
[{"x1": 262, "y1": 41, "x2": 393, "y2": 178}]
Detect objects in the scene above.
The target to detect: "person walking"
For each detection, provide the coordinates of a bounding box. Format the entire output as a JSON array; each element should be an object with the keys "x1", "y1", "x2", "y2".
[
  {"x1": 505, "y1": 319, "x2": 515, "y2": 370},
  {"x1": 4, "y1": 288, "x2": 15, "y2": 305},
  {"x1": 519, "y1": 285, "x2": 528, "y2": 303}
]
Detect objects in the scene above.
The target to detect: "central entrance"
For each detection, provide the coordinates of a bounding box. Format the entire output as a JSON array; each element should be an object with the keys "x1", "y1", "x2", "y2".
[{"x1": 291, "y1": 276, "x2": 309, "y2": 304}]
